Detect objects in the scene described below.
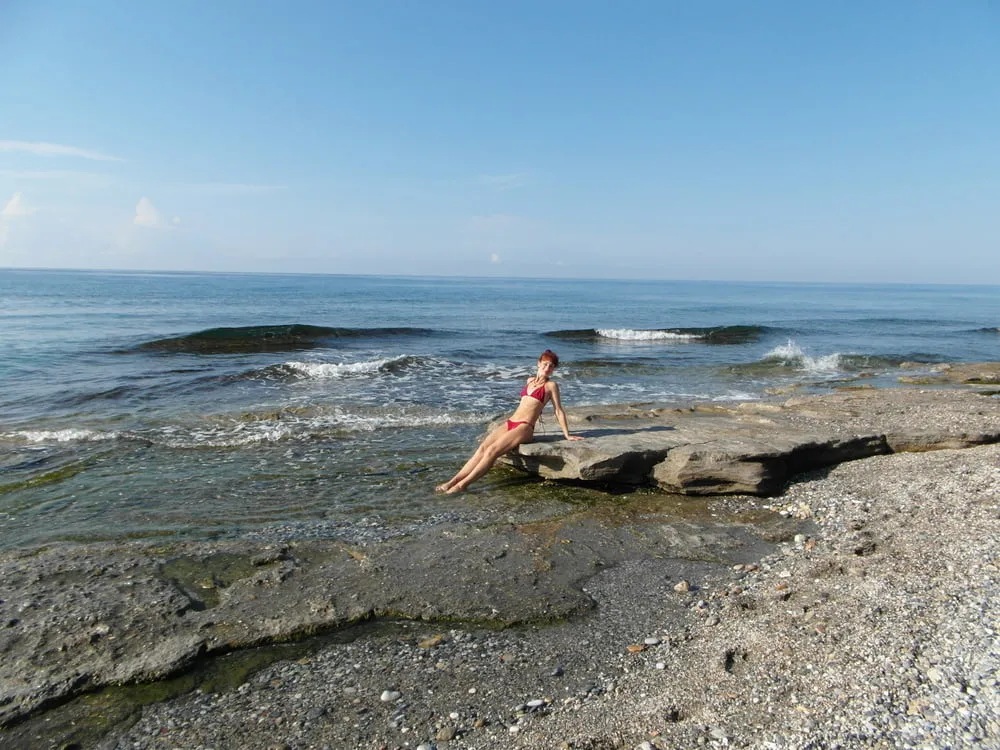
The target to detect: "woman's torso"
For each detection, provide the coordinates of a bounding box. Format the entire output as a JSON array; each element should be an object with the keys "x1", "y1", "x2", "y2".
[{"x1": 509, "y1": 378, "x2": 548, "y2": 425}]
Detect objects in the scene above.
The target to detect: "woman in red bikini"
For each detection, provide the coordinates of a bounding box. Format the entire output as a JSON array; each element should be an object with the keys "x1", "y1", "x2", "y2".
[{"x1": 436, "y1": 349, "x2": 582, "y2": 494}]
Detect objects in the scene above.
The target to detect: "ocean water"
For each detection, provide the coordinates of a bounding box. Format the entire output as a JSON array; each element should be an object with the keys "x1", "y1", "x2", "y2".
[{"x1": 1, "y1": 268, "x2": 997, "y2": 551}]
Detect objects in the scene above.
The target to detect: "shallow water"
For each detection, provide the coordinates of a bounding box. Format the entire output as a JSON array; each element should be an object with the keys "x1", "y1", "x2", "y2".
[{"x1": 1, "y1": 269, "x2": 997, "y2": 550}]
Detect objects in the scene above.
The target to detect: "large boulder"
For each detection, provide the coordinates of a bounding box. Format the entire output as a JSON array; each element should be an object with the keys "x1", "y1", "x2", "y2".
[{"x1": 500, "y1": 387, "x2": 1000, "y2": 495}]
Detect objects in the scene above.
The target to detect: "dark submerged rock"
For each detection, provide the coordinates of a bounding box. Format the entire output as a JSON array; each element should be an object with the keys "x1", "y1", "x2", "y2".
[{"x1": 136, "y1": 324, "x2": 433, "y2": 354}]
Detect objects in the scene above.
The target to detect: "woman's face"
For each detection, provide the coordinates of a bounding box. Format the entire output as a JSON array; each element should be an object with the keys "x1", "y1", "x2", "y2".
[{"x1": 536, "y1": 359, "x2": 556, "y2": 378}]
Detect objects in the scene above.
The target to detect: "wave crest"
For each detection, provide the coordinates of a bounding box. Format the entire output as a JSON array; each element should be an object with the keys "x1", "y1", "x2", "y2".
[
  {"x1": 238, "y1": 354, "x2": 428, "y2": 382},
  {"x1": 760, "y1": 341, "x2": 841, "y2": 373},
  {"x1": 545, "y1": 325, "x2": 767, "y2": 345}
]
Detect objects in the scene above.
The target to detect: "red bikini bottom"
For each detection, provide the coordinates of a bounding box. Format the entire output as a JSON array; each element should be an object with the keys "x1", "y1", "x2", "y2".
[{"x1": 506, "y1": 420, "x2": 531, "y2": 431}]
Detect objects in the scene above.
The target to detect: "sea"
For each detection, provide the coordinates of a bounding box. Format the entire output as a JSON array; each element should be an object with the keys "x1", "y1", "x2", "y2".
[{"x1": 1, "y1": 268, "x2": 997, "y2": 552}]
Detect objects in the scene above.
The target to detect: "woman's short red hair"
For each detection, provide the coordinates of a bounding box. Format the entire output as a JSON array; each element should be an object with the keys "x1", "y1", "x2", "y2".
[{"x1": 539, "y1": 349, "x2": 559, "y2": 367}]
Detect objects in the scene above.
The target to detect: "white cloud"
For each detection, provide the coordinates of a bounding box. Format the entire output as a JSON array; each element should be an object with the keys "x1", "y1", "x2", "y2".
[
  {"x1": 0, "y1": 140, "x2": 123, "y2": 162},
  {"x1": 133, "y1": 197, "x2": 173, "y2": 229},
  {"x1": 0, "y1": 169, "x2": 118, "y2": 189},
  {"x1": 0, "y1": 192, "x2": 36, "y2": 247},
  {"x1": 1, "y1": 192, "x2": 34, "y2": 218},
  {"x1": 491, "y1": 253, "x2": 501, "y2": 264},
  {"x1": 478, "y1": 172, "x2": 530, "y2": 190}
]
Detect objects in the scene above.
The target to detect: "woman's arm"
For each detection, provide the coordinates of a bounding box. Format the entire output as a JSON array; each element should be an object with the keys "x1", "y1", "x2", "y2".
[{"x1": 549, "y1": 382, "x2": 583, "y2": 441}]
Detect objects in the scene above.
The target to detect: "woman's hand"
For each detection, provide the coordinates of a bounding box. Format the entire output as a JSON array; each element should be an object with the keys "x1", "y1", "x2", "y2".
[{"x1": 565, "y1": 435, "x2": 584, "y2": 441}]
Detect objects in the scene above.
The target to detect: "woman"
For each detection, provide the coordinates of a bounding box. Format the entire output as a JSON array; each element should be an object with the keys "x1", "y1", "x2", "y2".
[{"x1": 436, "y1": 349, "x2": 582, "y2": 494}]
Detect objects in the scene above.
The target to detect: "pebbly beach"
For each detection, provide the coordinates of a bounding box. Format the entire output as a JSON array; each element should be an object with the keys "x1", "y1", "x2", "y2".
[
  {"x1": 6, "y1": 4, "x2": 1000, "y2": 746},
  {"x1": 2, "y1": 372, "x2": 999, "y2": 750}
]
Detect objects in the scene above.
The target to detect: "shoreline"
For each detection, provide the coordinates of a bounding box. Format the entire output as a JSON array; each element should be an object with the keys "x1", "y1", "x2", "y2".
[{"x1": 1, "y1": 383, "x2": 998, "y2": 748}]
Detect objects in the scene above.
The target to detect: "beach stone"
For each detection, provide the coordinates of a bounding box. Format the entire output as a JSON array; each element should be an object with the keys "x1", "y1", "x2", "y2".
[
  {"x1": 936, "y1": 362, "x2": 1000, "y2": 384},
  {"x1": 380, "y1": 690, "x2": 401, "y2": 702},
  {"x1": 5, "y1": 388, "x2": 1000, "y2": 742},
  {"x1": 500, "y1": 388, "x2": 1000, "y2": 495},
  {"x1": 435, "y1": 725, "x2": 456, "y2": 741}
]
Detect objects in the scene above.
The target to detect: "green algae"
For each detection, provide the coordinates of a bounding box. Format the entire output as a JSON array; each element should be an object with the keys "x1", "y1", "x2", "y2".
[
  {"x1": 0, "y1": 616, "x2": 513, "y2": 749},
  {"x1": 159, "y1": 552, "x2": 260, "y2": 609},
  {"x1": 0, "y1": 461, "x2": 90, "y2": 496}
]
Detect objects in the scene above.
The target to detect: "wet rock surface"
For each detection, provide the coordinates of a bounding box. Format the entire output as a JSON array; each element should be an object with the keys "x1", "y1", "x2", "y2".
[
  {"x1": 83, "y1": 444, "x2": 999, "y2": 750},
  {"x1": 0, "y1": 508, "x2": 779, "y2": 732},
  {"x1": 1, "y1": 386, "x2": 999, "y2": 749},
  {"x1": 505, "y1": 386, "x2": 1000, "y2": 494}
]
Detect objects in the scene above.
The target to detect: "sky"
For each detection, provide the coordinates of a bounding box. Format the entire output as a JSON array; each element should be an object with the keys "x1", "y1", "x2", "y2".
[{"x1": 1, "y1": 1, "x2": 998, "y2": 282}]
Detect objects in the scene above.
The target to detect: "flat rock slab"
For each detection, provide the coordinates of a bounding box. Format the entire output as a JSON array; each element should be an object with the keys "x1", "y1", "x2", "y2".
[
  {"x1": 0, "y1": 514, "x2": 778, "y2": 726},
  {"x1": 503, "y1": 386, "x2": 1000, "y2": 495}
]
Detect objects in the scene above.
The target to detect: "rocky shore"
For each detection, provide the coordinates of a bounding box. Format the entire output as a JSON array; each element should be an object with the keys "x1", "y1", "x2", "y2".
[{"x1": 2, "y1": 380, "x2": 999, "y2": 749}]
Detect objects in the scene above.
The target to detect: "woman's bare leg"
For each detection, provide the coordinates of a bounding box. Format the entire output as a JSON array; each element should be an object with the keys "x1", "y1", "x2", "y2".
[
  {"x1": 436, "y1": 425, "x2": 508, "y2": 492},
  {"x1": 445, "y1": 424, "x2": 532, "y2": 493}
]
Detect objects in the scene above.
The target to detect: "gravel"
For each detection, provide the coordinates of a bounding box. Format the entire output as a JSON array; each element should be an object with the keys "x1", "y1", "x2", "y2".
[{"x1": 91, "y1": 443, "x2": 1000, "y2": 749}]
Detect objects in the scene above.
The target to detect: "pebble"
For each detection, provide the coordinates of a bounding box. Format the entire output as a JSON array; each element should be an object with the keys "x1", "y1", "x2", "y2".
[
  {"x1": 435, "y1": 725, "x2": 456, "y2": 741},
  {"x1": 644, "y1": 637, "x2": 661, "y2": 646},
  {"x1": 674, "y1": 580, "x2": 691, "y2": 593},
  {"x1": 48, "y1": 440, "x2": 1000, "y2": 750},
  {"x1": 380, "y1": 690, "x2": 401, "y2": 702}
]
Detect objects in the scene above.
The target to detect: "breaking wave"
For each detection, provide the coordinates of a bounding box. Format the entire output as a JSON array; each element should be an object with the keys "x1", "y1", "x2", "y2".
[
  {"x1": 545, "y1": 325, "x2": 768, "y2": 345},
  {"x1": 236, "y1": 354, "x2": 428, "y2": 382},
  {"x1": 760, "y1": 341, "x2": 842, "y2": 373}
]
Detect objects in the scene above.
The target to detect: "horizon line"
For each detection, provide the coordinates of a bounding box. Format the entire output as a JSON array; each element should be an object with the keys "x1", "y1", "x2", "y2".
[{"x1": 1, "y1": 264, "x2": 997, "y2": 289}]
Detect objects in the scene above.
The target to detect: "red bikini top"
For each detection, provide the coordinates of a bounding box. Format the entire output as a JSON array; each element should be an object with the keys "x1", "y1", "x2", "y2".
[{"x1": 520, "y1": 381, "x2": 546, "y2": 402}]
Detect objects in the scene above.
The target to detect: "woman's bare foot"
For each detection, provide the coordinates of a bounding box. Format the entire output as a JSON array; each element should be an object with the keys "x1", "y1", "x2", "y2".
[
  {"x1": 435, "y1": 483, "x2": 451, "y2": 493},
  {"x1": 445, "y1": 484, "x2": 466, "y2": 494}
]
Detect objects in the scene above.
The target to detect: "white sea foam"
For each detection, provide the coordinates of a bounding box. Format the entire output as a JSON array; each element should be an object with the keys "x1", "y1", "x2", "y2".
[
  {"x1": 283, "y1": 355, "x2": 409, "y2": 379},
  {"x1": 596, "y1": 328, "x2": 700, "y2": 341},
  {"x1": 8, "y1": 428, "x2": 117, "y2": 444},
  {"x1": 762, "y1": 341, "x2": 842, "y2": 373},
  {"x1": 155, "y1": 409, "x2": 490, "y2": 448}
]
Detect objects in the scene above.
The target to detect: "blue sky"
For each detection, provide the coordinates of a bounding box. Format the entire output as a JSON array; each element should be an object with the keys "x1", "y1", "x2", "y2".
[{"x1": 1, "y1": 1, "x2": 997, "y2": 282}]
